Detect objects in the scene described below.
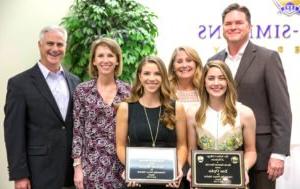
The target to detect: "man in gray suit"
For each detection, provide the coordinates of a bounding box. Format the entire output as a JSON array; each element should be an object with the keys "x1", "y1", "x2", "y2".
[
  {"x1": 209, "y1": 3, "x2": 292, "y2": 189},
  {"x1": 4, "y1": 25, "x2": 80, "y2": 189}
]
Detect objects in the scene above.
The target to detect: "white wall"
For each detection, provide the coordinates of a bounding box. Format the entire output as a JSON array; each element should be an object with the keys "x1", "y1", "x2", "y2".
[
  {"x1": 1, "y1": 0, "x2": 299, "y2": 188},
  {"x1": 140, "y1": 0, "x2": 300, "y2": 144},
  {"x1": 0, "y1": 0, "x2": 73, "y2": 188},
  {"x1": 139, "y1": 1, "x2": 300, "y2": 188}
]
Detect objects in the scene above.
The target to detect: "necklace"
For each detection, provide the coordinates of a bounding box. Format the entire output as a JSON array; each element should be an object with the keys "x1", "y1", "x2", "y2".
[{"x1": 143, "y1": 105, "x2": 161, "y2": 147}]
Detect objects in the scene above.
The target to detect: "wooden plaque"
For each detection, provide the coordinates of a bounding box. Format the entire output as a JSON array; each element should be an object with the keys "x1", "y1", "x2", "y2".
[{"x1": 192, "y1": 150, "x2": 245, "y2": 188}]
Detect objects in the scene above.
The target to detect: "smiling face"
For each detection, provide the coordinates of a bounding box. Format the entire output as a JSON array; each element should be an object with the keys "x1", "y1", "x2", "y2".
[
  {"x1": 38, "y1": 30, "x2": 66, "y2": 72},
  {"x1": 93, "y1": 45, "x2": 118, "y2": 77},
  {"x1": 173, "y1": 50, "x2": 196, "y2": 82},
  {"x1": 139, "y1": 62, "x2": 162, "y2": 95},
  {"x1": 205, "y1": 67, "x2": 227, "y2": 99},
  {"x1": 223, "y1": 10, "x2": 251, "y2": 46}
]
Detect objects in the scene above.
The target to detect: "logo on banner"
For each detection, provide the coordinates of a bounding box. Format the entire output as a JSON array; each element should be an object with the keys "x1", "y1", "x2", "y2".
[{"x1": 273, "y1": 0, "x2": 300, "y2": 15}]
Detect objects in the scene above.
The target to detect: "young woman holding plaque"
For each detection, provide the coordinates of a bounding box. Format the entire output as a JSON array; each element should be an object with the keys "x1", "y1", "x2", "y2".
[
  {"x1": 187, "y1": 60, "x2": 257, "y2": 187},
  {"x1": 116, "y1": 56, "x2": 188, "y2": 188}
]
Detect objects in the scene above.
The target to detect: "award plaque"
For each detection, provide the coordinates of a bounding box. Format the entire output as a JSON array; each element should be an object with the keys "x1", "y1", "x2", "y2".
[
  {"x1": 192, "y1": 150, "x2": 245, "y2": 188},
  {"x1": 125, "y1": 147, "x2": 177, "y2": 184}
]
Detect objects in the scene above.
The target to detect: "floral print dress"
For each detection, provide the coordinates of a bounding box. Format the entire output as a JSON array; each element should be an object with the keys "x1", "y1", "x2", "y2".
[
  {"x1": 72, "y1": 79, "x2": 130, "y2": 189},
  {"x1": 195, "y1": 103, "x2": 243, "y2": 151}
]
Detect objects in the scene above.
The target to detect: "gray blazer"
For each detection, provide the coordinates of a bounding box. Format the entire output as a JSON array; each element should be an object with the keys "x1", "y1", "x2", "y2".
[
  {"x1": 209, "y1": 41, "x2": 292, "y2": 170},
  {"x1": 4, "y1": 64, "x2": 80, "y2": 188}
]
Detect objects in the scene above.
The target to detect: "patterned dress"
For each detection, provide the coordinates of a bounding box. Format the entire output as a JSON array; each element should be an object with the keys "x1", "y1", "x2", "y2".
[
  {"x1": 194, "y1": 103, "x2": 244, "y2": 189},
  {"x1": 195, "y1": 103, "x2": 243, "y2": 151},
  {"x1": 72, "y1": 79, "x2": 130, "y2": 189}
]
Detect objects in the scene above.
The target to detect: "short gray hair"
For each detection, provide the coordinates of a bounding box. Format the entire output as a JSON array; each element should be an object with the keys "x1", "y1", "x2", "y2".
[{"x1": 39, "y1": 25, "x2": 68, "y2": 42}]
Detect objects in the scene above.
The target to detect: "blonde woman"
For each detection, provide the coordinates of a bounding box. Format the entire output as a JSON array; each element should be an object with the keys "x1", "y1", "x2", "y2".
[
  {"x1": 168, "y1": 46, "x2": 203, "y2": 188},
  {"x1": 168, "y1": 46, "x2": 203, "y2": 127},
  {"x1": 72, "y1": 38, "x2": 130, "y2": 189}
]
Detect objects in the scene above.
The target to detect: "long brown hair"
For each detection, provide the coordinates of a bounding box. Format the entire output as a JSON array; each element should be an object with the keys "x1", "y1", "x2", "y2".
[
  {"x1": 128, "y1": 56, "x2": 176, "y2": 129},
  {"x1": 195, "y1": 60, "x2": 237, "y2": 127}
]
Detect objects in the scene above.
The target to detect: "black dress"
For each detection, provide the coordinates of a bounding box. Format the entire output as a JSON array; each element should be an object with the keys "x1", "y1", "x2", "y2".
[{"x1": 126, "y1": 101, "x2": 183, "y2": 189}]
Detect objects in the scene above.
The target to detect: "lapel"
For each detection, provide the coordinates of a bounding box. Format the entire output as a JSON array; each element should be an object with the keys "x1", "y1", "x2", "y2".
[
  {"x1": 218, "y1": 50, "x2": 227, "y2": 62},
  {"x1": 209, "y1": 49, "x2": 227, "y2": 63},
  {"x1": 64, "y1": 71, "x2": 76, "y2": 120},
  {"x1": 65, "y1": 71, "x2": 76, "y2": 95},
  {"x1": 234, "y1": 42, "x2": 256, "y2": 87},
  {"x1": 30, "y1": 64, "x2": 65, "y2": 123}
]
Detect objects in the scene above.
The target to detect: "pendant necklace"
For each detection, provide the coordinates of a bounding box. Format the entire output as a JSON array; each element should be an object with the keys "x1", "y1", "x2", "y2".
[{"x1": 143, "y1": 105, "x2": 161, "y2": 147}]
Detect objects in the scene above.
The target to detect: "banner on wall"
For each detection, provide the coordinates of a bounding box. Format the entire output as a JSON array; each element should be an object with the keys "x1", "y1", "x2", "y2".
[{"x1": 140, "y1": 0, "x2": 300, "y2": 144}]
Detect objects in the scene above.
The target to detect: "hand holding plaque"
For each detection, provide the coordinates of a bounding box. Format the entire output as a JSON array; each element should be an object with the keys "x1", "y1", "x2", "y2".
[
  {"x1": 191, "y1": 150, "x2": 245, "y2": 188},
  {"x1": 125, "y1": 147, "x2": 177, "y2": 184}
]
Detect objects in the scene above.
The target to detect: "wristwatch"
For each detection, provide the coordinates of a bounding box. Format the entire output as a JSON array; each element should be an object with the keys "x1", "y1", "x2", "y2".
[{"x1": 73, "y1": 159, "x2": 81, "y2": 167}]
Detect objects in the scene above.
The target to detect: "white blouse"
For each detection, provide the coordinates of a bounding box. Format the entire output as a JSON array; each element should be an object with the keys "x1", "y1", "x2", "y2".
[{"x1": 176, "y1": 89, "x2": 200, "y2": 128}]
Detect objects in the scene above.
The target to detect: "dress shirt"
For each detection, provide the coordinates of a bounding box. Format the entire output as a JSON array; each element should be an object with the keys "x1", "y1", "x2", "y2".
[
  {"x1": 225, "y1": 40, "x2": 249, "y2": 77},
  {"x1": 38, "y1": 62, "x2": 70, "y2": 120},
  {"x1": 225, "y1": 42, "x2": 286, "y2": 161}
]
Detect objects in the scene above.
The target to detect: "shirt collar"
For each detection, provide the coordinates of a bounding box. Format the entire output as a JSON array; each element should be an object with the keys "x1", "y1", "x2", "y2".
[
  {"x1": 225, "y1": 40, "x2": 249, "y2": 58},
  {"x1": 38, "y1": 61, "x2": 65, "y2": 79}
]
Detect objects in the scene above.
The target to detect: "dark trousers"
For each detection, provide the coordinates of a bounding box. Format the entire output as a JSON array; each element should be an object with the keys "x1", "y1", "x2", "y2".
[
  {"x1": 181, "y1": 176, "x2": 190, "y2": 188},
  {"x1": 249, "y1": 169, "x2": 275, "y2": 189}
]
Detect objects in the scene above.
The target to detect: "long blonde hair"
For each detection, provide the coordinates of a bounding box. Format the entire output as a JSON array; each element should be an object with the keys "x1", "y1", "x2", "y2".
[
  {"x1": 127, "y1": 56, "x2": 176, "y2": 130},
  {"x1": 168, "y1": 46, "x2": 203, "y2": 97},
  {"x1": 195, "y1": 60, "x2": 237, "y2": 127}
]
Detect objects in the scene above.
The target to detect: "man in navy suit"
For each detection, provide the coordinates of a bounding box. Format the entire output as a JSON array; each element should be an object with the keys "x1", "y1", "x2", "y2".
[
  {"x1": 4, "y1": 25, "x2": 80, "y2": 189},
  {"x1": 209, "y1": 3, "x2": 292, "y2": 189}
]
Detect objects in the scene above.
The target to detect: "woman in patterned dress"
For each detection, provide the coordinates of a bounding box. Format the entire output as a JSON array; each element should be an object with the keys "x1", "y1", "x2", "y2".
[
  {"x1": 187, "y1": 60, "x2": 257, "y2": 188},
  {"x1": 116, "y1": 56, "x2": 188, "y2": 188},
  {"x1": 72, "y1": 38, "x2": 130, "y2": 189},
  {"x1": 168, "y1": 46, "x2": 203, "y2": 188}
]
